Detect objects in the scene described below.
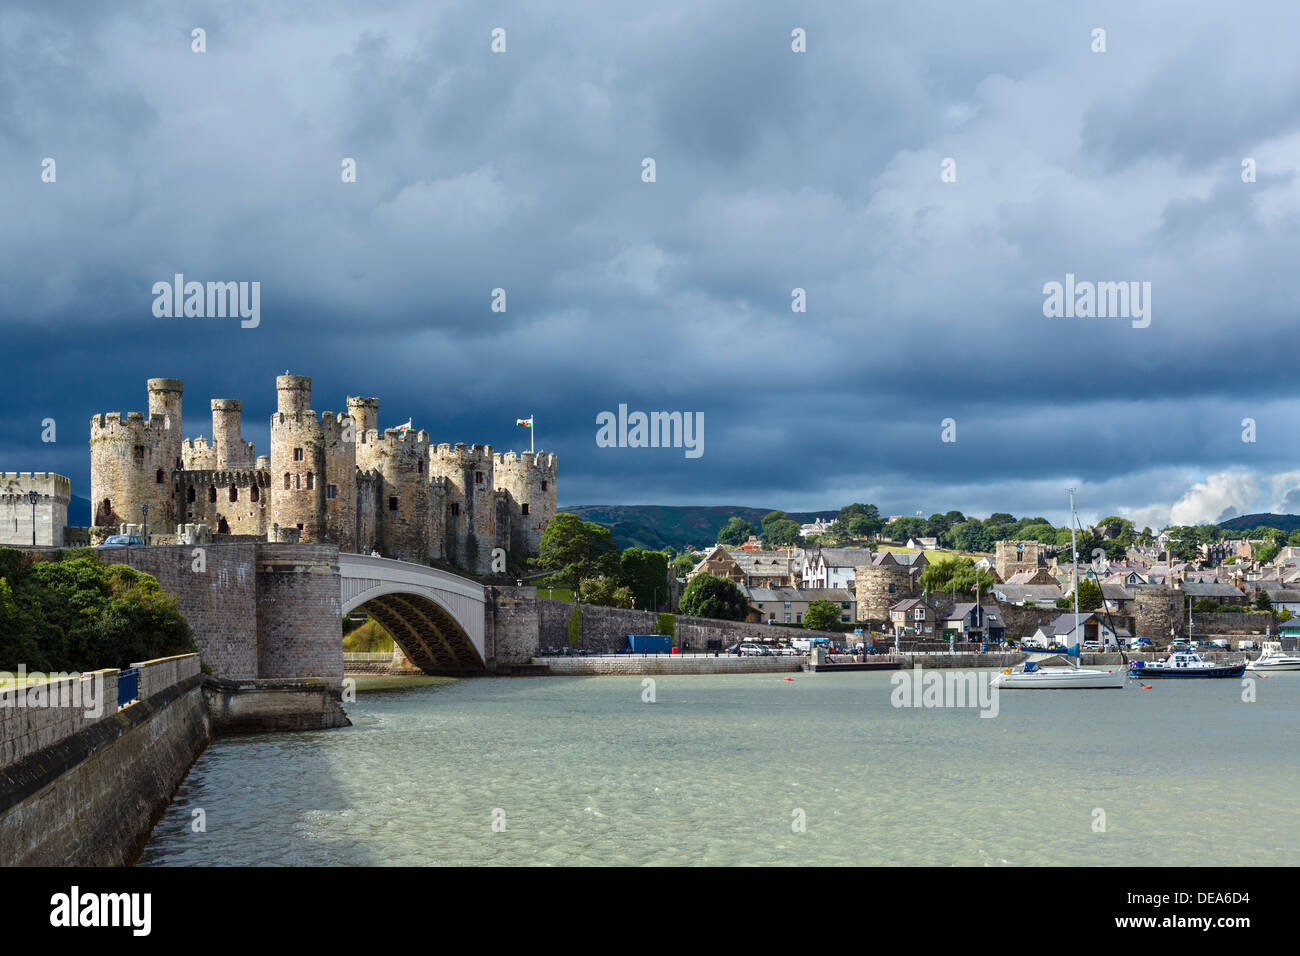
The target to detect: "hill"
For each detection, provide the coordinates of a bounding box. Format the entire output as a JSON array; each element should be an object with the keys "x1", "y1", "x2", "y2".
[
  {"x1": 561, "y1": 505, "x2": 838, "y2": 552},
  {"x1": 1218, "y1": 513, "x2": 1300, "y2": 534}
]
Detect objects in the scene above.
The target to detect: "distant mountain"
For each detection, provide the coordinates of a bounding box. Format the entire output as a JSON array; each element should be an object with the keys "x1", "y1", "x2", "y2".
[
  {"x1": 561, "y1": 504, "x2": 838, "y2": 552},
  {"x1": 1218, "y1": 513, "x2": 1300, "y2": 534},
  {"x1": 70, "y1": 495, "x2": 91, "y2": 526}
]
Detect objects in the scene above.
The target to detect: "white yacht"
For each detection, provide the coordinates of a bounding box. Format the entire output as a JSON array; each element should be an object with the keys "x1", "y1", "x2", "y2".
[
  {"x1": 992, "y1": 489, "x2": 1127, "y2": 691},
  {"x1": 1246, "y1": 642, "x2": 1300, "y2": 672}
]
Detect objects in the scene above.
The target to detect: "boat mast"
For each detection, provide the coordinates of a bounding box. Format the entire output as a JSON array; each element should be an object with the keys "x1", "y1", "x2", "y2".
[{"x1": 1070, "y1": 488, "x2": 1079, "y2": 667}]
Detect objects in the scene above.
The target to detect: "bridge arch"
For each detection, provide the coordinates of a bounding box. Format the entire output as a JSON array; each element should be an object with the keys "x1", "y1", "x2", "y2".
[{"x1": 339, "y1": 554, "x2": 486, "y2": 672}]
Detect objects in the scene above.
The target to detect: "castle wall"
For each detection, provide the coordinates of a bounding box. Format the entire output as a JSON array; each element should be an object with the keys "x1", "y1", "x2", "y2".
[
  {"x1": 175, "y1": 469, "x2": 269, "y2": 535},
  {"x1": 431, "y1": 443, "x2": 497, "y2": 573},
  {"x1": 367, "y1": 428, "x2": 430, "y2": 562},
  {"x1": 0, "y1": 473, "x2": 71, "y2": 547},
  {"x1": 854, "y1": 564, "x2": 919, "y2": 625},
  {"x1": 996, "y1": 539, "x2": 1044, "y2": 580},
  {"x1": 494, "y1": 450, "x2": 557, "y2": 555}
]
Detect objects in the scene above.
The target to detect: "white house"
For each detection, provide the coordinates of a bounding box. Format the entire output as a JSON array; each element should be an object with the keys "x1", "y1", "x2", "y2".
[{"x1": 1029, "y1": 612, "x2": 1118, "y2": 648}]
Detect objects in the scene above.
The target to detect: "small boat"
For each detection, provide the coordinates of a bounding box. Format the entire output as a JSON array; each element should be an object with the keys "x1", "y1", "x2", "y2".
[
  {"x1": 994, "y1": 654, "x2": 1128, "y2": 689},
  {"x1": 1246, "y1": 642, "x2": 1300, "y2": 672},
  {"x1": 1129, "y1": 649, "x2": 1246, "y2": 679}
]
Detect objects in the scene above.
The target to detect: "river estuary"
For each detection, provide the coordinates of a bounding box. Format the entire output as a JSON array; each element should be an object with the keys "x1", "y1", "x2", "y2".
[{"x1": 139, "y1": 671, "x2": 1300, "y2": 866}]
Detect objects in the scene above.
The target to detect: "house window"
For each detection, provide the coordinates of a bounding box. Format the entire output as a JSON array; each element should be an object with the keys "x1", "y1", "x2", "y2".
[
  {"x1": 784, "y1": 602, "x2": 791, "y2": 608},
  {"x1": 521, "y1": 503, "x2": 530, "y2": 515},
  {"x1": 796, "y1": 613, "x2": 803, "y2": 623},
  {"x1": 389, "y1": 496, "x2": 398, "y2": 512},
  {"x1": 784, "y1": 613, "x2": 791, "y2": 622},
  {"x1": 841, "y1": 614, "x2": 850, "y2": 622},
  {"x1": 326, "y1": 484, "x2": 337, "y2": 500},
  {"x1": 841, "y1": 602, "x2": 850, "y2": 609},
  {"x1": 294, "y1": 448, "x2": 304, "y2": 462},
  {"x1": 888, "y1": 583, "x2": 895, "y2": 593}
]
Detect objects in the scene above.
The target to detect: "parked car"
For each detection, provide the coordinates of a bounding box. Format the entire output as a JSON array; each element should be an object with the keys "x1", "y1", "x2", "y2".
[
  {"x1": 736, "y1": 643, "x2": 767, "y2": 657},
  {"x1": 95, "y1": 534, "x2": 145, "y2": 549}
]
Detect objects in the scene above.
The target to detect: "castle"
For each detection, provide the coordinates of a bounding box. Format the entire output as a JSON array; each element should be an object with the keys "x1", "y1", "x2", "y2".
[{"x1": 89, "y1": 376, "x2": 557, "y2": 572}]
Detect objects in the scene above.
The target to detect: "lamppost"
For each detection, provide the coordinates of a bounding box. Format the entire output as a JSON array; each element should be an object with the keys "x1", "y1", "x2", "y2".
[
  {"x1": 141, "y1": 502, "x2": 148, "y2": 542},
  {"x1": 27, "y1": 489, "x2": 39, "y2": 547}
]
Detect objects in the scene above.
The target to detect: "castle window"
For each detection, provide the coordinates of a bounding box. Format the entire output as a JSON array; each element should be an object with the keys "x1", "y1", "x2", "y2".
[
  {"x1": 250, "y1": 485, "x2": 259, "y2": 502},
  {"x1": 542, "y1": 481, "x2": 548, "y2": 492},
  {"x1": 208, "y1": 486, "x2": 217, "y2": 503},
  {"x1": 521, "y1": 503, "x2": 530, "y2": 516},
  {"x1": 187, "y1": 486, "x2": 196, "y2": 503},
  {"x1": 326, "y1": 484, "x2": 337, "y2": 500},
  {"x1": 294, "y1": 474, "x2": 301, "y2": 490},
  {"x1": 418, "y1": 461, "x2": 424, "y2": 474},
  {"x1": 229, "y1": 485, "x2": 238, "y2": 502},
  {"x1": 283, "y1": 473, "x2": 291, "y2": 490},
  {"x1": 475, "y1": 471, "x2": 483, "y2": 484},
  {"x1": 388, "y1": 496, "x2": 398, "y2": 512},
  {"x1": 450, "y1": 503, "x2": 460, "y2": 517},
  {"x1": 156, "y1": 469, "x2": 165, "y2": 484},
  {"x1": 133, "y1": 445, "x2": 145, "y2": 461},
  {"x1": 294, "y1": 448, "x2": 304, "y2": 462},
  {"x1": 306, "y1": 472, "x2": 314, "y2": 490}
]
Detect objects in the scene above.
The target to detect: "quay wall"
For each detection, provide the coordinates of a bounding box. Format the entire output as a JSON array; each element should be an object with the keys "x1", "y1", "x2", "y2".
[
  {"x1": 538, "y1": 655, "x2": 804, "y2": 675},
  {"x1": 0, "y1": 654, "x2": 210, "y2": 866}
]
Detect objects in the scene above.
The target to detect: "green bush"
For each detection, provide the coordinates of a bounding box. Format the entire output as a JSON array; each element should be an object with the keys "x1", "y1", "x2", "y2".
[
  {"x1": 568, "y1": 602, "x2": 582, "y2": 648},
  {"x1": 0, "y1": 549, "x2": 195, "y2": 672},
  {"x1": 655, "y1": 612, "x2": 675, "y2": 641}
]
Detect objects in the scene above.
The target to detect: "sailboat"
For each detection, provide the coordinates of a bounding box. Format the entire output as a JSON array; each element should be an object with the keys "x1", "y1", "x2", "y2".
[{"x1": 992, "y1": 489, "x2": 1127, "y2": 690}]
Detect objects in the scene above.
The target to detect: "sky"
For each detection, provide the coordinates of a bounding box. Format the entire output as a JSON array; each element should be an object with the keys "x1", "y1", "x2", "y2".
[{"x1": 2, "y1": 0, "x2": 1299, "y2": 528}]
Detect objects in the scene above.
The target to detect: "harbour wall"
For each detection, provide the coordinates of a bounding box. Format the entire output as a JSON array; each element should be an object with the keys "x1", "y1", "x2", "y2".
[{"x1": 0, "y1": 654, "x2": 210, "y2": 866}]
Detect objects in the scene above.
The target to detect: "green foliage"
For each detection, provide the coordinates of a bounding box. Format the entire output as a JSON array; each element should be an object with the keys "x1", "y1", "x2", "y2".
[
  {"x1": 884, "y1": 516, "x2": 927, "y2": 543},
  {"x1": 948, "y1": 520, "x2": 992, "y2": 552},
  {"x1": 538, "y1": 514, "x2": 619, "y2": 591},
  {"x1": 802, "y1": 600, "x2": 841, "y2": 631},
  {"x1": 579, "y1": 575, "x2": 634, "y2": 608},
  {"x1": 342, "y1": 618, "x2": 395, "y2": 652},
  {"x1": 0, "y1": 552, "x2": 195, "y2": 672},
  {"x1": 716, "y1": 516, "x2": 756, "y2": 546},
  {"x1": 619, "y1": 548, "x2": 669, "y2": 610},
  {"x1": 679, "y1": 573, "x2": 749, "y2": 621},
  {"x1": 568, "y1": 602, "x2": 582, "y2": 648},
  {"x1": 1254, "y1": 590, "x2": 1273, "y2": 611},
  {"x1": 671, "y1": 552, "x2": 702, "y2": 577},
  {"x1": 919, "y1": 557, "x2": 994, "y2": 594},
  {"x1": 1056, "y1": 578, "x2": 1103, "y2": 611},
  {"x1": 655, "y1": 613, "x2": 675, "y2": 639},
  {"x1": 760, "y1": 518, "x2": 802, "y2": 549}
]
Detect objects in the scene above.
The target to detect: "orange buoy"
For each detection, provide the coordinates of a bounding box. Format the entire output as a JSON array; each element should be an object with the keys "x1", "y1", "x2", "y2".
[
  {"x1": 1141, "y1": 684, "x2": 1153, "y2": 690},
  {"x1": 782, "y1": 677, "x2": 794, "y2": 681}
]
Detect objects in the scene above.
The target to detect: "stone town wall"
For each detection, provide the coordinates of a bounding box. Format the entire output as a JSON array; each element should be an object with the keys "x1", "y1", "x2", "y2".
[
  {"x1": 0, "y1": 654, "x2": 209, "y2": 866},
  {"x1": 0, "y1": 472, "x2": 70, "y2": 547}
]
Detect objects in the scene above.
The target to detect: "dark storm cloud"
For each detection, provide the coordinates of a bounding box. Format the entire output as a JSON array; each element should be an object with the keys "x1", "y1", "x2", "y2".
[{"x1": 2, "y1": 0, "x2": 1300, "y2": 528}]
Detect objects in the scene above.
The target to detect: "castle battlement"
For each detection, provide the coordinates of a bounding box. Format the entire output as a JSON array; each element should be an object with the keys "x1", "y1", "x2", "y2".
[
  {"x1": 494, "y1": 449, "x2": 557, "y2": 473},
  {"x1": 92, "y1": 411, "x2": 168, "y2": 432},
  {"x1": 0, "y1": 472, "x2": 72, "y2": 499},
  {"x1": 175, "y1": 468, "x2": 266, "y2": 487}
]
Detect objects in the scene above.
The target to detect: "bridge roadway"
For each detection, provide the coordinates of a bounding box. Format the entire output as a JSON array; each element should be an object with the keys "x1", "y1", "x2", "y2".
[{"x1": 338, "y1": 553, "x2": 486, "y2": 671}]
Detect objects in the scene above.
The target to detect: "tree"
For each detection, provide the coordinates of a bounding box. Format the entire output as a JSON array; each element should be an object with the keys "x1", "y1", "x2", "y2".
[
  {"x1": 671, "y1": 552, "x2": 702, "y2": 577},
  {"x1": 803, "y1": 600, "x2": 841, "y2": 631},
  {"x1": 884, "y1": 517, "x2": 927, "y2": 543},
  {"x1": 716, "y1": 516, "x2": 756, "y2": 546},
  {"x1": 919, "y1": 557, "x2": 994, "y2": 595},
  {"x1": 1056, "y1": 579, "x2": 1103, "y2": 611},
  {"x1": 1254, "y1": 590, "x2": 1273, "y2": 612},
  {"x1": 579, "y1": 576, "x2": 634, "y2": 608},
  {"x1": 1288, "y1": 530, "x2": 1300, "y2": 548},
  {"x1": 761, "y1": 518, "x2": 802, "y2": 549},
  {"x1": 678, "y1": 573, "x2": 750, "y2": 621},
  {"x1": 618, "y1": 548, "x2": 669, "y2": 610},
  {"x1": 838, "y1": 503, "x2": 882, "y2": 537},
  {"x1": 760, "y1": 511, "x2": 788, "y2": 531},
  {"x1": 1255, "y1": 543, "x2": 1281, "y2": 565},
  {"x1": 949, "y1": 520, "x2": 991, "y2": 553},
  {"x1": 537, "y1": 514, "x2": 619, "y2": 591}
]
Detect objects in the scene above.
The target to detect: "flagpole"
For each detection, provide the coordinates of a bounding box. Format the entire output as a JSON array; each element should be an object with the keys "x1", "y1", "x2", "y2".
[{"x1": 530, "y1": 413, "x2": 534, "y2": 455}]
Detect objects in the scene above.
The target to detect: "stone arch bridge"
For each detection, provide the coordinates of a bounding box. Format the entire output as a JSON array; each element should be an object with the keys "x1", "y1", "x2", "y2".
[{"x1": 338, "y1": 553, "x2": 486, "y2": 671}]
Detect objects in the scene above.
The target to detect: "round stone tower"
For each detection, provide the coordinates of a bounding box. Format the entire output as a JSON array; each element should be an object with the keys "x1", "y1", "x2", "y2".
[
  {"x1": 269, "y1": 374, "x2": 327, "y2": 542},
  {"x1": 370, "y1": 429, "x2": 431, "y2": 562},
  {"x1": 1133, "y1": 587, "x2": 1185, "y2": 641},
  {"x1": 89, "y1": 378, "x2": 183, "y2": 532},
  {"x1": 494, "y1": 449, "x2": 558, "y2": 555},
  {"x1": 211, "y1": 399, "x2": 254, "y2": 469},
  {"x1": 430, "y1": 442, "x2": 498, "y2": 573},
  {"x1": 854, "y1": 563, "x2": 917, "y2": 627}
]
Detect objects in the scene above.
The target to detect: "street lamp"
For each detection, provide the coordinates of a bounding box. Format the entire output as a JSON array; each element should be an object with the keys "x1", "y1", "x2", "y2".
[
  {"x1": 27, "y1": 489, "x2": 39, "y2": 547},
  {"x1": 141, "y1": 502, "x2": 149, "y2": 542}
]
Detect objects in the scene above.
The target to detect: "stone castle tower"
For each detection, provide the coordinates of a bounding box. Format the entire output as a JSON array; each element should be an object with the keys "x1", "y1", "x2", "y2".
[
  {"x1": 996, "y1": 539, "x2": 1044, "y2": 580},
  {"x1": 90, "y1": 375, "x2": 556, "y2": 573},
  {"x1": 854, "y1": 558, "x2": 920, "y2": 627}
]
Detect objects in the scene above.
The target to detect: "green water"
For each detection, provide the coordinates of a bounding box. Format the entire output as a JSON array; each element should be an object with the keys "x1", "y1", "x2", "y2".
[{"x1": 138, "y1": 672, "x2": 1300, "y2": 866}]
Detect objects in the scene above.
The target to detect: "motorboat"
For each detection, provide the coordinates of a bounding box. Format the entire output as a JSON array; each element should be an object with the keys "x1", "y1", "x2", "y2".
[
  {"x1": 1129, "y1": 649, "x2": 1246, "y2": 679},
  {"x1": 1246, "y1": 642, "x2": 1300, "y2": 672}
]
